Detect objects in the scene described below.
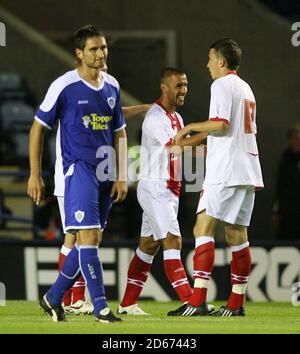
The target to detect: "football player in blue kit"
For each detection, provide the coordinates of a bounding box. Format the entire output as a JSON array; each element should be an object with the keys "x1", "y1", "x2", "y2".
[{"x1": 28, "y1": 25, "x2": 127, "y2": 323}]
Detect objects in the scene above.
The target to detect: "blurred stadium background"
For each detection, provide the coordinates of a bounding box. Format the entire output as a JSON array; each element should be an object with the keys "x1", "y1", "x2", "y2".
[{"x1": 0, "y1": 0, "x2": 299, "y2": 307}]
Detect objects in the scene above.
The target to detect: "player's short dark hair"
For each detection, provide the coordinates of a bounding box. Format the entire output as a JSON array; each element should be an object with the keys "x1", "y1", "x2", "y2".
[
  {"x1": 210, "y1": 38, "x2": 242, "y2": 70},
  {"x1": 73, "y1": 24, "x2": 105, "y2": 51},
  {"x1": 160, "y1": 67, "x2": 186, "y2": 83}
]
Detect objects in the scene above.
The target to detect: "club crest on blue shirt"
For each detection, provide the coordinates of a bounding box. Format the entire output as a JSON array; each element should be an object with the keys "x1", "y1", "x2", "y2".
[
  {"x1": 75, "y1": 210, "x2": 85, "y2": 223},
  {"x1": 82, "y1": 115, "x2": 91, "y2": 128},
  {"x1": 107, "y1": 97, "x2": 116, "y2": 109}
]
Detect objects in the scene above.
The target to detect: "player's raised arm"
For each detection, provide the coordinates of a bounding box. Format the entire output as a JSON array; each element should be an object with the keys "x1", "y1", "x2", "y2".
[
  {"x1": 122, "y1": 104, "x2": 153, "y2": 120},
  {"x1": 174, "y1": 120, "x2": 228, "y2": 144},
  {"x1": 27, "y1": 120, "x2": 45, "y2": 205},
  {"x1": 168, "y1": 131, "x2": 208, "y2": 156}
]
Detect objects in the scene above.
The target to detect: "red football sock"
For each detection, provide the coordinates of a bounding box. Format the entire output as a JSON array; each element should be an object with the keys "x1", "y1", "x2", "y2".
[
  {"x1": 227, "y1": 244, "x2": 251, "y2": 310},
  {"x1": 58, "y1": 251, "x2": 72, "y2": 306},
  {"x1": 121, "y1": 252, "x2": 152, "y2": 307},
  {"x1": 189, "y1": 239, "x2": 215, "y2": 307},
  {"x1": 72, "y1": 275, "x2": 86, "y2": 303},
  {"x1": 163, "y1": 258, "x2": 192, "y2": 303}
]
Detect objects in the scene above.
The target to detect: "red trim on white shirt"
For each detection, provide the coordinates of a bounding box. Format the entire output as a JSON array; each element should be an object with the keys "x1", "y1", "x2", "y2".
[
  {"x1": 226, "y1": 71, "x2": 238, "y2": 76},
  {"x1": 255, "y1": 186, "x2": 264, "y2": 192},
  {"x1": 165, "y1": 138, "x2": 173, "y2": 147},
  {"x1": 156, "y1": 99, "x2": 182, "y2": 196},
  {"x1": 209, "y1": 117, "x2": 230, "y2": 125}
]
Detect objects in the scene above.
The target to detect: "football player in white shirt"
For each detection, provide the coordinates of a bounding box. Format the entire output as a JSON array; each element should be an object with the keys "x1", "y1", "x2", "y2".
[
  {"x1": 168, "y1": 39, "x2": 264, "y2": 317},
  {"x1": 118, "y1": 68, "x2": 209, "y2": 315},
  {"x1": 53, "y1": 36, "x2": 151, "y2": 315}
]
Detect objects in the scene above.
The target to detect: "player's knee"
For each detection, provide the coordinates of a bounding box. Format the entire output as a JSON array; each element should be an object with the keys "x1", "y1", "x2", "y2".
[
  {"x1": 225, "y1": 225, "x2": 248, "y2": 246},
  {"x1": 77, "y1": 229, "x2": 101, "y2": 246},
  {"x1": 193, "y1": 223, "x2": 207, "y2": 237},
  {"x1": 163, "y1": 234, "x2": 182, "y2": 250},
  {"x1": 97, "y1": 232, "x2": 103, "y2": 244},
  {"x1": 193, "y1": 213, "x2": 216, "y2": 237},
  {"x1": 64, "y1": 232, "x2": 76, "y2": 248},
  {"x1": 139, "y1": 238, "x2": 160, "y2": 255}
]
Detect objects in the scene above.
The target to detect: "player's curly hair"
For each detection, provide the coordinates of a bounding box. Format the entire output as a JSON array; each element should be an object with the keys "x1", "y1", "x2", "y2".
[
  {"x1": 73, "y1": 24, "x2": 105, "y2": 51},
  {"x1": 210, "y1": 38, "x2": 242, "y2": 70}
]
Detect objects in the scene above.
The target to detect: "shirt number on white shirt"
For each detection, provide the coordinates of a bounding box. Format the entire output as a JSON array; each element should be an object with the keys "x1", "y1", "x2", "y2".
[{"x1": 244, "y1": 99, "x2": 256, "y2": 134}]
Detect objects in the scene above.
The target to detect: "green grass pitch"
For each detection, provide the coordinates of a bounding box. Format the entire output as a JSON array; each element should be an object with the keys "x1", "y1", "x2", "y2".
[{"x1": 0, "y1": 301, "x2": 299, "y2": 334}]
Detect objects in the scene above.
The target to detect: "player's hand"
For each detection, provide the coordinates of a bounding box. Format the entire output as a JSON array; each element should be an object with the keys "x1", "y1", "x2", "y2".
[
  {"x1": 111, "y1": 180, "x2": 128, "y2": 203},
  {"x1": 174, "y1": 126, "x2": 190, "y2": 144},
  {"x1": 27, "y1": 175, "x2": 45, "y2": 206}
]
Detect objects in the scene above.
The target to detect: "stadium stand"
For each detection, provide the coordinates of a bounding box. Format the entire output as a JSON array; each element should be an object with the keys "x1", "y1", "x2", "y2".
[
  {"x1": 0, "y1": 100, "x2": 35, "y2": 164},
  {"x1": 0, "y1": 71, "x2": 56, "y2": 241},
  {"x1": 0, "y1": 72, "x2": 35, "y2": 106}
]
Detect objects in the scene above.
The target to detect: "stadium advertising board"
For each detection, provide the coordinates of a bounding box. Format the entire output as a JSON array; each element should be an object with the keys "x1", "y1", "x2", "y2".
[{"x1": 0, "y1": 241, "x2": 299, "y2": 302}]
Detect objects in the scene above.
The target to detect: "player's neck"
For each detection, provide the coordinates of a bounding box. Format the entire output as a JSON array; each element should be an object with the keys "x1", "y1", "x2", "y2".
[
  {"x1": 158, "y1": 98, "x2": 176, "y2": 114},
  {"x1": 77, "y1": 66, "x2": 102, "y2": 88},
  {"x1": 218, "y1": 68, "x2": 237, "y2": 79}
]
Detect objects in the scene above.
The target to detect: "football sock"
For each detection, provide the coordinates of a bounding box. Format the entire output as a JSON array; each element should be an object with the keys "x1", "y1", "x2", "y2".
[
  {"x1": 58, "y1": 245, "x2": 72, "y2": 306},
  {"x1": 227, "y1": 242, "x2": 251, "y2": 310},
  {"x1": 163, "y1": 249, "x2": 192, "y2": 303},
  {"x1": 78, "y1": 246, "x2": 107, "y2": 316},
  {"x1": 47, "y1": 245, "x2": 80, "y2": 305},
  {"x1": 71, "y1": 276, "x2": 86, "y2": 304},
  {"x1": 189, "y1": 236, "x2": 215, "y2": 307},
  {"x1": 121, "y1": 248, "x2": 153, "y2": 307}
]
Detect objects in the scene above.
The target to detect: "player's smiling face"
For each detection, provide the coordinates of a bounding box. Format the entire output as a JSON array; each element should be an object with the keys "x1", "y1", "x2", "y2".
[
  {"x1": 207, "y1": 48, "x2": 222, "y2": 80},
  {"x1": 166, "y1": 74, "x2": 188, "y2": 107},
  {"x1": 77, "y1": 36, "x2": 108, "y2": 70}
]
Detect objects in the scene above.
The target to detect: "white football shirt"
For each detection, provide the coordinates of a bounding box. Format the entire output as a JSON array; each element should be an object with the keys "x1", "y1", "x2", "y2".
[
  {"x1": 204, "y1": 72, "x2": 264, "y2": 189},
  {"x1": 138, "y1": 102, "x2": 184, "y2": 196},
  {"x1": 53, "y1": 122, "x2": 64, "y2": 196}
]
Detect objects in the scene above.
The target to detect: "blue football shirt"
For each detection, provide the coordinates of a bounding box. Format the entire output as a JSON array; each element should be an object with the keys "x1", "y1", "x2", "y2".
[{"x1": 35, "y1": 69, "x2": 126, "y2": 173}]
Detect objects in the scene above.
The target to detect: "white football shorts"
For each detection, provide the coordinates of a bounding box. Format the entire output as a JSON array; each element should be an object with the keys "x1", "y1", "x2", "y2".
[
  {"x1": 57, "y1": 195, "x2": 66, "y2": 234},
  {"x1": 197, "y1": 184, "x2": 255, "y2": 226},
  {"x1": 137, "y1": 179, "x2": 181, "y2": 240},
  {"x1": 54, "y1": 162, "x2": 65, "y2": 197}
]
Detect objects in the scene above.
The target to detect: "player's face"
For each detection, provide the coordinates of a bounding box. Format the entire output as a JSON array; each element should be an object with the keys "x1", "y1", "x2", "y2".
[
  {"x1": 77, "y1": 36, "x2": 108, "y2": 70},
  {"x1": 207, "y1": 48, "x2": 222, "y2": 80},
  {"x1": 165, "y1": 74, "x2": 188, "y2": 107}
]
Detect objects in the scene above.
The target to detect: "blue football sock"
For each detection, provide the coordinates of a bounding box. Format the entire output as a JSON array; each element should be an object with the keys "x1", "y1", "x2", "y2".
[
  {"x1": 79, "y1": 246, "x2": 107, "y2": 316},
  {"x1": 47, "y1": 245, "x2": 80, "y2": 305}
]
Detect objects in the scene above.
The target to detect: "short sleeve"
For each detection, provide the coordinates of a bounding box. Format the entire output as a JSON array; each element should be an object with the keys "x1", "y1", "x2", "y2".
[
  {"x1": 209, "y1": 80, "x2": 232, "y2": 124},
  {"x1": 35, "y1": 81, "x2": 64, "y2": 129},
  {"x1": 112, "y1": 90, "x2": 126, "y2": 132},
  {"x1": 146, "y1": 115, "x2": 175, "y2": 146}
]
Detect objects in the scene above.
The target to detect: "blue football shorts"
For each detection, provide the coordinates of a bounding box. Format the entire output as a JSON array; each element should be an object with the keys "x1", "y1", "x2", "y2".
[{"x1": 64, "y1": 160, "x2": 113, "y2": 232}]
